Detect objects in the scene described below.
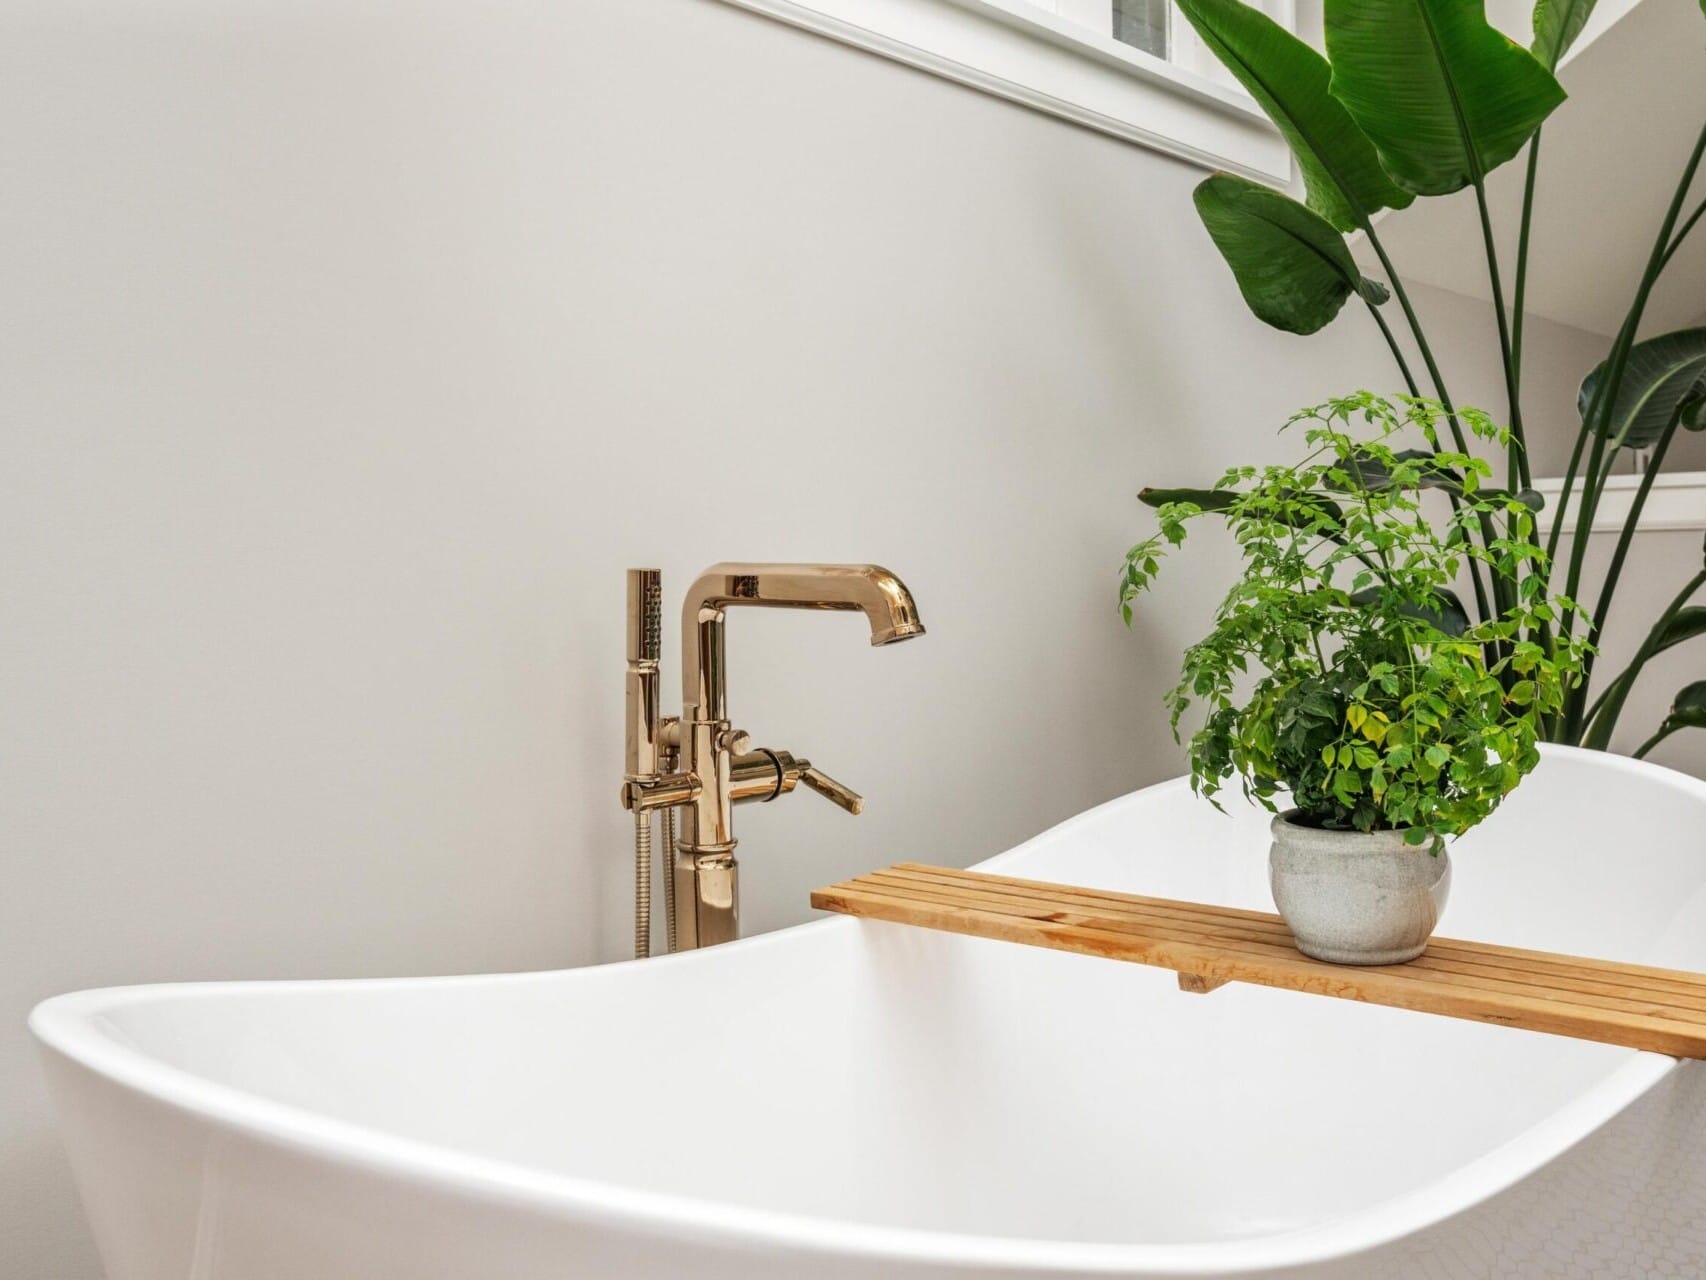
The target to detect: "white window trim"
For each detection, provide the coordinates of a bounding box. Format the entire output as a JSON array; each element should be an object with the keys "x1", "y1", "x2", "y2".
[
  {"x1": 710, "y1": 0, "x2": 1295, "y2": 184},
  {"x1": 1534, "y1": 471, "x2": 1706, "y2": 536}
]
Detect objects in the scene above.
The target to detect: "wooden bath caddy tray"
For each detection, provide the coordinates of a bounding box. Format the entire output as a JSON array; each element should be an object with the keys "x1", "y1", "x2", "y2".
[{"x1": 811, "y1": 864, "x2": 1706, "y2": 1059}]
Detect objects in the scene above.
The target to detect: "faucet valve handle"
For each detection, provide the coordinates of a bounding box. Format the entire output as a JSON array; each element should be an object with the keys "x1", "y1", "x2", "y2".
[
  {"x1": 799, "y1": 766, "x2": 863, "y2": 816},
  {"x1": 622, "y1": 771, "x2": 703, "y2": 812}
]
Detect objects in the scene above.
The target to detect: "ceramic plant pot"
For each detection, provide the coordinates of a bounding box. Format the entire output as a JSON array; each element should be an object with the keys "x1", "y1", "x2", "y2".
[{"x1": 1268, "y1": 811, "x2": 1452, "y2": 965}]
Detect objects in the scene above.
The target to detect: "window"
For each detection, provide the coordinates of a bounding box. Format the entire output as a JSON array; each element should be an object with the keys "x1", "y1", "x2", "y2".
[
  {"x1": 1109, "y1": 0, "x2": 1170, "y2": 59},
  {"x1": 715, "y1": 0, "x2": 1295, "y2": 182}
]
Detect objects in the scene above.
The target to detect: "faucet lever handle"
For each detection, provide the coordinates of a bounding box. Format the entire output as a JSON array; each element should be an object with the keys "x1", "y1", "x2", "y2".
[{"x1": 799, "y1": 766, "x2": 863, "y2": 816}]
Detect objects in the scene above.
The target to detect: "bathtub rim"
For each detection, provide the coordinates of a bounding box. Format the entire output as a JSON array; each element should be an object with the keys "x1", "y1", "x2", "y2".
[{"x1": 29, "y1": 745, "x2": 1700, "y2": 1276}]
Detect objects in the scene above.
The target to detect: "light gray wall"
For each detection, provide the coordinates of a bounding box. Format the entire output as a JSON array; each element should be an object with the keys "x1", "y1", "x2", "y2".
[
  {"x1": 1395, "y1": 288, "x2": 1612, "y2": 477},
  {"x1": 0, "y1": 1, "x2": 1622, "y2": 1275}
]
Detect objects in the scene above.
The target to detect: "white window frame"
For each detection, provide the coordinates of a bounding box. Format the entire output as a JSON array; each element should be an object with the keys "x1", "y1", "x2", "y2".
[
  {"x1": 1534, "y1": 471, "x2": 1706, "y2": 536},
  {"x1": 710, "y1": 0, "x2": 1294, "y2": 183}
]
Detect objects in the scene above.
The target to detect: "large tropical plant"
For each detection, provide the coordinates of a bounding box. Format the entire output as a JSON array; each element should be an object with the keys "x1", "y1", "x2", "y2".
[{"x1": 1140, "y1": 0, "x2": 1706, "y2": 756}]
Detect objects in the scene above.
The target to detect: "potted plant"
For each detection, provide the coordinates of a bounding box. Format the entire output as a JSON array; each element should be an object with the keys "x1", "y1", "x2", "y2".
[
  {"x1": 1150, "y1": 0, "x2": 1706, "y2": 760},
  {"x1": 1122, "y1": 394, "x2": 1587, "y2": 963}
]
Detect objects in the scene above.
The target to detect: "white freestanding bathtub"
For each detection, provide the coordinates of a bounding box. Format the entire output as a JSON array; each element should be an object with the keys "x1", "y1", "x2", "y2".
[{"x1": 31, "y1": 746, "x2": 1706, "y2": 1278}]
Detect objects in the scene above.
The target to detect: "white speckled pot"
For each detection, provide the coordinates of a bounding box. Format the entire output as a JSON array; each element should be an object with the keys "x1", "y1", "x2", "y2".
[{"x1": 1269, "y1": 811, "x2": 1452, "y2": 965}]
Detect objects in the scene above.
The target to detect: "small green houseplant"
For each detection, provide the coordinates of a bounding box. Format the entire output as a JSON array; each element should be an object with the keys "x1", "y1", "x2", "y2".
[
  {"x1": 1123, "y1": 395, "x2": 1587, "y2": 962},
  {"x1": 1148, "y1": 0, "x2": 1706, "y2": 759}
]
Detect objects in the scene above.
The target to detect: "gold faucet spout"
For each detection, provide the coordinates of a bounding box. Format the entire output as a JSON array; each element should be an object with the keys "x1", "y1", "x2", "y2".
[{"x1": 680, "y1": 563, "x2": 923, "y2": 715}]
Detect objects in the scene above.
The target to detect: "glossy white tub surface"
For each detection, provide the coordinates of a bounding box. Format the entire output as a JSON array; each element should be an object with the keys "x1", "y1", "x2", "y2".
[{"x1": 32, "y1": 746, "x2": 1706, "y2": 1278}]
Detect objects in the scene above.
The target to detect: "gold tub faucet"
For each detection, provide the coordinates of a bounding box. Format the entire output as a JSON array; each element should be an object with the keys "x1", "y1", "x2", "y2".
[{"x1": 621, "y1": 564, "x2": 924, "y2": 954}]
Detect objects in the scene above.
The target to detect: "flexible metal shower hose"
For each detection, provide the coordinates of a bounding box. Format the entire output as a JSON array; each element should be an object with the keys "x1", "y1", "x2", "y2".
[
  {"x1": 662, "y1": 804, "x2": 677, "y2": 953},
  {"x1": 634, "y1": 809, "x2": 651, "y2": 959}
]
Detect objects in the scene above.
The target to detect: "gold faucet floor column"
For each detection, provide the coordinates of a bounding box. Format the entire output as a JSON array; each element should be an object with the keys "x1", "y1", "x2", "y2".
[{"x1": 674, "y1": 848, "x2": 739, "y2": 951}]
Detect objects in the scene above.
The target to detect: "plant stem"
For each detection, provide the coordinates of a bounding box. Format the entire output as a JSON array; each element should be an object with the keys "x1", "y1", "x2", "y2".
[
  {"x1": 1473, "y1": 177, "x2": 1528, "y2": 489},
  {"x1": 1543, "y1": 294, "x2": 1646, "y2": 586},
  {"x1": 1558, "y1": 118, "x2": 1706, "y2": 741},
  {"x1": 1543, "y1": 401, "x2": 1592, "y2": 565},
  {"x1": 1585, "y1": 407, "x2": 1683, "y2": 664},
  {"x1": 1511, "y1": 134, "x2": 1541, "y2": 396},
  {"x1": 1364, "y1": 299, "x2": 1422, "y2": 399},
  {"x1": 1660, "y1": 195, "x2": 1706, "y2": 271},
  {"x1": 1362, "y1": 227, "x2": 1507, "y2": 628},
  {"x1": 1362, "y1": 229, "x2": 1469, "y2": 457},
  {"x1": 1581, "y1": 567, "x2": 1706, "y2": 748},
  {"x1": 1503, "y1": 139, "x2": 1543, "y2": 656},
  {"x1": 1633, "y1": 725, "x2": 1669, "y2": 760},
  {"x1": 1570, "y1": 120, "x2": 1706, "y2": 570},
  {"x1": 1357, "y1": 242, "x2": 1494, "y2": 631},
  {"x1": 1512, "y1": 140, "x2": 1543, "y2": 640}
]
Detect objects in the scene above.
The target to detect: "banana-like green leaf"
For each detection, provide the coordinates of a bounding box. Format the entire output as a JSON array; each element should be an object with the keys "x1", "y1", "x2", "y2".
[
  {"x1": 1652, "y1": 606, "x2": 1706, "y2": 655},
  {"x1": 1332, "y1": 447, "x2": 1454, "y2": 492},
  {"x1": 1684, "y1": 391, "x2": 1706, "y2": 432},
  {"x1": 1325, "y1": 0, "x2": 1566, "y2": 195},
  {"x1": 1174, "y1": 0, "x2": 1412, "y2": 231},
  {"x1": 1532, "y1": 0, "x2": 1598, "y2": 71},
  {"x1": 1672, "y1": 681, "x2": 1706, "y2": 721},
  {"x1": 1349, "y1": 586, "x2": 1470, "y2": 637},
  {"x1": 1328, "y1": 449, "x2": 1541, "y2": 512},
  {"x1": 1193, "y1": 175, "x2": 1388, "y2": 334},
  {"x1": 1138, "y1": 485, "x2": 1345, "y2": 529},
  {"x1": 1579, "y1": 328, "x2": 1706, "y2": 450},
  {"x1": 1138, "y1": 487, "x2": 1237, "y2": 513}
]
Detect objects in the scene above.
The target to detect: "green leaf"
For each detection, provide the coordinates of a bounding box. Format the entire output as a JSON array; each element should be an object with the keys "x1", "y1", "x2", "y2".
[
  {"x1": 1682, "y1": 390, "x2": 1706, "y2": 432},
  {"x1": 1192, "y1": 175, "x2": 1387, "y2": 335},
  {"x1": 1579, "y1": 328, "x2": 1706, "y2": 450},
  {"x1": 1331, "y1": 447, "x2": 1468, "y2": 493},
  {"x1": 1532, "y1": 0, "x2": 1598, "y2": 71},
  {"x1": 1652, "y1": 606, "x2": 1706, "y2": 656},
  {"x1": 1139, "y1": 485, "x2": 1345, "y2": 529},
  {"x1": 1330, "y1": 449, "x2": 1540, "y2": 514},
  {"x1": 1174, "y1": 0, "x2": 1413, "y2": 231},
  {"x1": 1674, "y1": 681, "x2": 1706, "y2": 724},
  {"x1": 1325, "y1": 0, "x2": 1566, "y2": 196},
  {"x1": 1138, "y1": 487, "x2": 1236, "y2": 513},
  {"x1": 1349, "y1": 586, "x2": 1470, "y2": 637}
]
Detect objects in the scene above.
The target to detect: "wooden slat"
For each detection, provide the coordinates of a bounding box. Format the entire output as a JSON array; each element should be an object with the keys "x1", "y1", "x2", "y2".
[{"x1": 811, "y1": 864, "x2": 1706, "y2": 1059}]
